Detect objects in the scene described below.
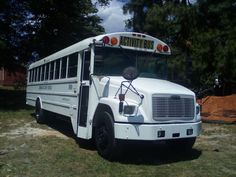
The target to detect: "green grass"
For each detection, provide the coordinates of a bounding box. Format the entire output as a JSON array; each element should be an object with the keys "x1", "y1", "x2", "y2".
[{"x1": 0, "y1": 89, "x2": 236, "y2": 177}]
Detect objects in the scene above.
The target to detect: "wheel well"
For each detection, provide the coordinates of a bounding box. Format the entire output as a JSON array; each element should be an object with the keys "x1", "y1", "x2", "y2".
[
  {"x1": 93, "y1": 104, "x2": 114, "y2": 127},
  {"x1": 36, "y1": 97, "x2": 41, "y2": 107},
  {"x1": 36, "y1": 97, "x2": 44, "y2": 111}
]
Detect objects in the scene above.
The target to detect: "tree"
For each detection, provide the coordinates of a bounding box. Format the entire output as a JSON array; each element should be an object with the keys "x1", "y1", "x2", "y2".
[
  {"x1": 0, "y1": 0, "x2": 110, "y2": 69},
  {"x1": 191, "y1": 0, "x2": 236, "y2": 93},
  {"x1": 0, "y1": 0, "x2": 30, "y2": 69},
  {"x1": 27, "y1": 0, "x2": 107, "y2": 59},
  {"x1": 123, "y1": 0, "x2": 195, "y2": 86},
  {"x1": 123, "y1": 0, "x2": 236, "y2": 93}
]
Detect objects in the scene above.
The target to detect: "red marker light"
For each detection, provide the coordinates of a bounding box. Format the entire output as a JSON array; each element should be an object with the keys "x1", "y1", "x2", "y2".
[
  {"x1": 119, "y1": 94, "x2": 125, "y2": 101},
  {"x1": 163, "y1": 45, "x2": 169, "y2": 52},
  {"x1": 103, "y1": 36, "x2": 110, "y2": 44}
]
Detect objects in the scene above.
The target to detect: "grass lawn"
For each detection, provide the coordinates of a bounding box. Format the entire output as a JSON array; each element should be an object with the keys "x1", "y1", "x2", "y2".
[{"x1": 0, "y1": 88, "x2": 236, "y2": 177}]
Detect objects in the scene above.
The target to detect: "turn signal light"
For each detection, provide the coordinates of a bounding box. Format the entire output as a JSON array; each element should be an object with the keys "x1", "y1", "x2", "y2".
[
  {"x1": 111, "y1": 37, "x2": 118, "y2": 46},
  {"x1": 119, "y1": 94, "x2": 125, "y2": 101}
]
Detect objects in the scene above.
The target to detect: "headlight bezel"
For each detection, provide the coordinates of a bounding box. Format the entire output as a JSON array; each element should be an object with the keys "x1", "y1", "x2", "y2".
[{"x1": 123, "y1": 105, "x2": 137, "y2": 117}]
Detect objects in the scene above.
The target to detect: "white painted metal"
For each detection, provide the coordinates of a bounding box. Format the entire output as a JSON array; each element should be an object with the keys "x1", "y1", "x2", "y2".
[{"x1": 26, "y1": 32, "x2": 201, "y2": 142}]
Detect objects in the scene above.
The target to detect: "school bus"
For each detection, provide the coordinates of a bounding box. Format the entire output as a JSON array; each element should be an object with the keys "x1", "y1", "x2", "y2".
[{"x1": 26, "y1": 32, "x2": 201, "y2": 160}]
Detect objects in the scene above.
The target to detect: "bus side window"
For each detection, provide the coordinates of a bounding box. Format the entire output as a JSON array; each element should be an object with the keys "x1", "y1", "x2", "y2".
[
  {"x1": 29, "y1": 70, "x2": 32, "y2": 83},
  {"x1": 45, "y1": 63, "x2": 49, "y2": 80},
  {"x1": 50, "y1": 61, "x2": 55, "y2": 80},
  {"x1": 31, "y1": 69, "x2": 34, "y2": 82},
  {"x1": 34, "y1": 68, "x2": 36, "y2": 82},
  {"x1": 68, "y1": 53, "x2": 78, "y2": 78},
  {"x1": 83, "y1": 51, "x2": 90, "y2": 80},
  {"x1": 37, "y1": 66, "x2": 41, "y2": 82},
  {"x1": 61, "y1": 56, "x2": 67, "y2": 79},
  {"x1": 34, "y1": 68, "x2": 37, "y2": 82},
  {"x1": 55, "y1": 60, "x2": 60, "y2": 79},
  {"x1": 41, "y1": 65, "x2": 45, "y2": 81}
]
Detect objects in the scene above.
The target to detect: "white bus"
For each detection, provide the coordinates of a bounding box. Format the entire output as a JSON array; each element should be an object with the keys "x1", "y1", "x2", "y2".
[{"x1": 26, "y1": 32, "x2": 201, "y2": 160}]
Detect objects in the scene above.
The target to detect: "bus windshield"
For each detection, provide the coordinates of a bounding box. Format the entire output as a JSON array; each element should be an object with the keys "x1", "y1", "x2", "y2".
[{"x1": 94, "y1": 46, "x2": 168, "y2": 79}]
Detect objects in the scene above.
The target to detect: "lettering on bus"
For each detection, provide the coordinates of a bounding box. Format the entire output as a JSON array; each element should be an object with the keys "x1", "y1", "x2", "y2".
[
  {"x1": 39, "y1": 85, "x2": 52, "y2": 90},
  {"x1": 119, "y1": 36, "x2": 154, "y2": 50}
]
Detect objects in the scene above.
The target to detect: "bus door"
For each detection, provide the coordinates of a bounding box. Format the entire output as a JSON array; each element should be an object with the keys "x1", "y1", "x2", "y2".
[{"x1": 77, "y1": 50, "x2": 90, "y2": 135}]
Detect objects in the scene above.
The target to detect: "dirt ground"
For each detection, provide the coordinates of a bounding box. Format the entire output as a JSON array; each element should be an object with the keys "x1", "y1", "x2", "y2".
[
  {"x1": 200, "y1": 94, "x2": 236, "y2": 124},
  {"x1": 0, "y1": 121, "x2": 69, "y2": 140}
]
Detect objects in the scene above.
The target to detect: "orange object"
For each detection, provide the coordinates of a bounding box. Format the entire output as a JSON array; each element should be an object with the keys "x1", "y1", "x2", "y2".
[
  {"x1": 111, "y1": 37, "x2": 118, "y2": 46},
  {"x1": 201, "y1": 94, "x2": 236, "y2": 124},
  {"x1": 156, "y1": 44, "x2": 162, "y2": 52}
]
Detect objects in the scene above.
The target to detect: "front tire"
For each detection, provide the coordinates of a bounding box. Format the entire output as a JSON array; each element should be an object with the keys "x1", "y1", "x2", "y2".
[
  {"x1": 35, "y1": 99, "x2": 45, "y2": 124},
  {"x1": 94, "y1": 111, "x2": 122, "y2": 160}
]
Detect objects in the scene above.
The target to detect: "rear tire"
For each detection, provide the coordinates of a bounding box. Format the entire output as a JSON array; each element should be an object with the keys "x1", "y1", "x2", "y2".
[
  {"x1": 35, "y1": 99, "x2": 45, "y2": 124},
  {"x1": 168, "y1": 137, "x2": 196, "y2": 152},
  {"x1": 94, "y1": 111, "x2": 122, "y2": 161}
]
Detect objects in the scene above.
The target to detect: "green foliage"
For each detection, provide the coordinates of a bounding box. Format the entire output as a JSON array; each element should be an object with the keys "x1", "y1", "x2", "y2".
[
  {"x1": 0, "y1": 0, "x2": 109, "y2": 68},
  {"x1": 191, "y1": 0, "x2": 236, "y2": 88},
  {"x1": 123, "y1": 0, "x2": 236, "y2": 91},
  {"x1": 27, "y1": 0, "x2": 105, "y2": 58},
  {"x1": 0, "y1": 0, "x2": 28, "y2": 69}
]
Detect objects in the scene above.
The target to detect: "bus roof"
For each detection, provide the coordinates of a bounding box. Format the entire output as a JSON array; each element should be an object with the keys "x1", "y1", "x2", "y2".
[{"x1": 29, "y1": 32, "x2": 171, "y2": 69}]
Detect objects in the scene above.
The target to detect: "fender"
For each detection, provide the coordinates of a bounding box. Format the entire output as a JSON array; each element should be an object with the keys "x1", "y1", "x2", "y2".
[
  {"x1": 88, "y1": 97, "x2": 121, "y2": 139},
  {"x1": 98, "y1": 97, "x2": 122, "y2": 121}
]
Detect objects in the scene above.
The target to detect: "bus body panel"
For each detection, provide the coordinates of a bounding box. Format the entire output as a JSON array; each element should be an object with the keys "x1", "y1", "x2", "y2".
[
  {"x1": 26, "y1": 79, "x2": 79, "y2": 132},
  {"x1": 114, "y1": 121, "x2": 201, "y2": 140},
  {"x1": 26, "y1": 32, "x2": 201, "y2": 148}
]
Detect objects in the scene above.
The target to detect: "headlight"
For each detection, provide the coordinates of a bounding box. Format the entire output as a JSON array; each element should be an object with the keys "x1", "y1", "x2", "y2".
[{"x1": 123, "y1": 105, "x2": 136, "y2": 116}]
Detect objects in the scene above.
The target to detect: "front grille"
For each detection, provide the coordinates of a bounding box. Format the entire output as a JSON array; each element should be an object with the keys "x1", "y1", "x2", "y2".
[{"x1": 152, "y1": 95, "x2": 194, "y2": 121}]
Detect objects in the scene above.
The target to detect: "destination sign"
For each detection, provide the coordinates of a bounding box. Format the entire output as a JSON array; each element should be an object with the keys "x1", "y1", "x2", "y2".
[{"x1": 119, "y1": 36, "x2": 154, "y2": 50}]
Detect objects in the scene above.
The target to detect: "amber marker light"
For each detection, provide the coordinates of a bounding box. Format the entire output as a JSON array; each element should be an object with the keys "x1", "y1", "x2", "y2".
[
  {"x1": 157, "y1": 44, "x2": 163, "y2": 52},
  {"x1": 111, "y1": 37, "x2": 118, "y2": 46}
]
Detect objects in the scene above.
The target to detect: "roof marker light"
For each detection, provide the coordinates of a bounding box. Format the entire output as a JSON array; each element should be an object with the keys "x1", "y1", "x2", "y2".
[
  {"x1": 157, "y1": 44, "x2": 163, "y2": 52},
  {"x1": 163, "y1": 45, "x2": 169, "y2": 52},
  {"x1": 103, "y1": 36, "x2": 110, "y2": 44},
  {"x1": 111, "y1": 37, "x2": 118, "y2": 46}
]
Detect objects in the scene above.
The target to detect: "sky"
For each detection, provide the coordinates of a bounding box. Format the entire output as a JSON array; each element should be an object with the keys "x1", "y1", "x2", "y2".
[
  {"x1": 96, "y1": 0, "x2": 131, "y2": 33},
  {"x1": 96, "y1": 0, "x2": 197, "y2": 33}
]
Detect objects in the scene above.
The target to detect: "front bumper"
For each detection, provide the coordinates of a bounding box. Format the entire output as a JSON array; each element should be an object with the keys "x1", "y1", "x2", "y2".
[{"x1": 114, "y1": 121, "x2": 201, "y2": 140}]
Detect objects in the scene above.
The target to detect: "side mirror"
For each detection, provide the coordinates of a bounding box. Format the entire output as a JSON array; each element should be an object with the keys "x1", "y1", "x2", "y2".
[{"x1": 122, "y1": 67, "x2": 139, "y2": 81}]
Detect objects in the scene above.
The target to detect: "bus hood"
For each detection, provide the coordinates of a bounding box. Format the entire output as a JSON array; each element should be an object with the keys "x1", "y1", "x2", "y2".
[{"x1": 106, "y1": 76, "x2": 195, "y2": 96}]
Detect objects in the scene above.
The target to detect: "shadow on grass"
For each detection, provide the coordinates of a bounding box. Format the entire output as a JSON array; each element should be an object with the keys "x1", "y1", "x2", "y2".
[
  {"x1": 118, "y1": 141, "x2": 202, "y2": 165},
  {"x1": 31, "y1": 112, "x2": 96, "y2": 150},
  {"x1": 31, "y1": 112, "x2": 76, "y2": 139},
  {"x1": 32, "y1": 112, "x2": 201, "y2": 165},
  {"x1": 0, "y1": 88, "x2": 31, "y2": 110}
]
